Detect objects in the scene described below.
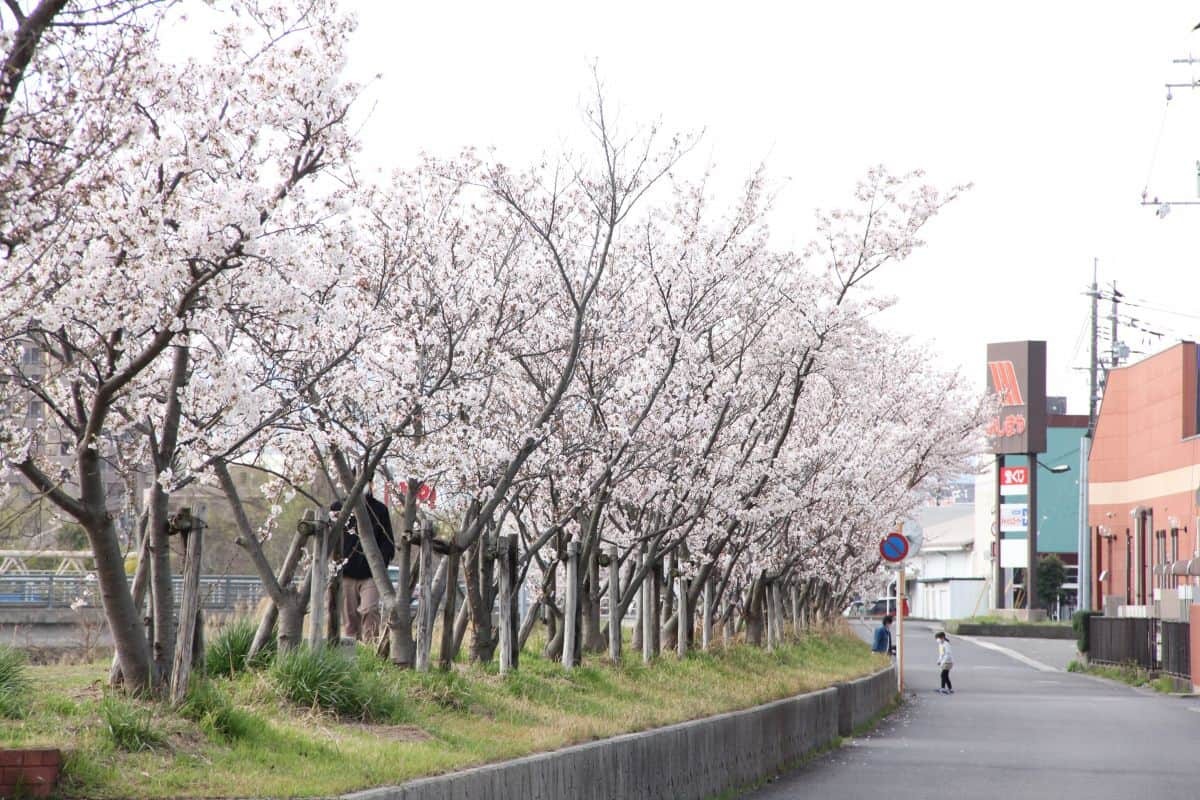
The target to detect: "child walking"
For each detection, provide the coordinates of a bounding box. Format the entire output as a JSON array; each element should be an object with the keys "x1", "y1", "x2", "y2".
[{"x1": 935, "y1": 631, "x2": 954, "y2": 694}]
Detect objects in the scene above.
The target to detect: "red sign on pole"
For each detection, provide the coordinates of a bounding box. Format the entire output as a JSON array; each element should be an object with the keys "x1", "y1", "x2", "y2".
[
  {"x1": 1000, "y1": 466, "x2": 1029, "y2": 496},
  {"x1": 383, "y1": 481, "x2": 437, "y2": 509}
]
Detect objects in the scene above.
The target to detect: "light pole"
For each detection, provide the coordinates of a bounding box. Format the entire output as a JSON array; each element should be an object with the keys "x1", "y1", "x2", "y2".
[{"x1": 1027, "y1": 460, "x2": 1071, "y2": 613}]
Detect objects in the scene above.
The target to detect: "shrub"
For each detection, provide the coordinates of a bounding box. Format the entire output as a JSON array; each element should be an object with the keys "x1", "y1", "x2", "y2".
[
  {"x1": 0, "y1": 644, "x2": 31, "y2": 719},
  {"x1": 99, "y1": 696, "x2": 166, "y2": 752},
  {"x1": 1072, "y1": 609, "x2": 1101, "y2": 653},
  {"x1": 206, "y1": 618, "x2": 274, "y2": 678},
  {"x1": 270, "y1": 645, "x2": 403, "y2": 722}
]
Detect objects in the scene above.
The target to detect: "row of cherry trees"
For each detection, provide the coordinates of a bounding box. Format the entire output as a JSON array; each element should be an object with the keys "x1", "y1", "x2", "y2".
[{"x1": 0, "y1": 0, "x2": 983, "y2": 694}]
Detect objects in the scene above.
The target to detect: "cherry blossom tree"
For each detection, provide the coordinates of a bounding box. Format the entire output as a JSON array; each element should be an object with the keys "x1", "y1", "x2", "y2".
[{"x1": 0, "y1": 0, "x2": 358, "y2": 691}]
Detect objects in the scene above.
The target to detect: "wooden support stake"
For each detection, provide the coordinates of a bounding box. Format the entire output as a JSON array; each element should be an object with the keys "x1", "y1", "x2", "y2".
[
  {"x1": 169, "y1": 510, "x2": 203, "y2": 706},
  {"x1": 608, "y1": 543, "x2": 621, "y2": 664},
  {"x1": 676, "y1": 575, "x2": 689, "y2": 658},
  {"x1": 439, "y1": 547, "x2": 460, "y2": 671},
  {"x1": 702, "y1": 575, "x2": 713, "y2": 651},
  {"x1": 507, "y1": 534, "x2": 520, "y2": 670},
  {"x1": 415, "y1": 519, "x2": 434, "y2": 672},
  {"x1": 562, "y1": 540, "x2": 580, "y2": 669},
  {"x1": 641, "y1": 550, "x2": 653, "y2": 664},
  {"x1": 306, "y1": 510, "x2": 328, "y2": 649},
  {"x1": 499, "y1": 535, "x2": 514, "y2": 675}
]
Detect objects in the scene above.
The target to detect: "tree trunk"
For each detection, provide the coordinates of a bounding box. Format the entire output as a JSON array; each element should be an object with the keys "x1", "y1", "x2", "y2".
[
  {"x1": 466, "y1": 538, "x2": 497, "y2": 664},
  {"x1": 277, "y1": 595, "x2": 307, "y2": 653},
  {"x1": 660, "y1": 551, "x2": 676, "y2": 651},
  {"x1": 389, "y1": 483, "x2": 419, "y2": 667},
  {"x1": 582, "y1": 546, "x2": 604, "y2": 652},
  {"x1": 109, "y1": 515, "x2": 150, "y2": 687},
  {"x1": 607, "y1": 544, "x2": 621, "y2": 664},
  {"x1": 146, "y1": 482, "x2": 175, "y2": 689},
  {"x1": 746, "y1": 576, "x2": 765, "y2": 647}
]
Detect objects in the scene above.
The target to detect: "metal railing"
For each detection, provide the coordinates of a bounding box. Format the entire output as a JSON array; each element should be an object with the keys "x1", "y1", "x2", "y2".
[{"x1": 0, "y1": 573, "x2": 267, "y2": 610}]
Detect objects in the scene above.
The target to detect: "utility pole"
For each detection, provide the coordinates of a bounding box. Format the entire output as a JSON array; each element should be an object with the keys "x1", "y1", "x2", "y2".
[
  {"x1": 1081, "y1": 258, "x2": 1098, "y2": 612},
  {"x1": 1109, "y1": 280, "x2": 1120, "y2": 368},
  {"x1": 1088, "y1": 259, "x2": 1099, "y2": 434}
]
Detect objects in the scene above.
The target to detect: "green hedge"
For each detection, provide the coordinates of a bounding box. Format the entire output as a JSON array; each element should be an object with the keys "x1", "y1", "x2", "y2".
[{"x1": 1072, "y1": 610, "x2": 1101, "y2": 653}]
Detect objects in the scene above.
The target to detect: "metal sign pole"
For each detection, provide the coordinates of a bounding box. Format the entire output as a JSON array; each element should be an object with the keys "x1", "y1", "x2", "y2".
[{"x1": 897, "y1": 563, "x2": 905, "y2": 693}]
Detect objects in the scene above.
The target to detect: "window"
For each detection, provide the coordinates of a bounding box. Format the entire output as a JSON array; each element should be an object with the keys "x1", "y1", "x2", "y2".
[
  {"x1": 26, "y1": 399, "x2": 44, "y2": 421},
  {"x1": 21, "y1": 346, "x2": 41, "y2": 366}
]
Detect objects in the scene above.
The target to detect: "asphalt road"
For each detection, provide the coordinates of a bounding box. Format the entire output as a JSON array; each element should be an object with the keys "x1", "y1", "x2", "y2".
[{"x1": 745, "y1": 619, "x2": 1200, "y2": 799}]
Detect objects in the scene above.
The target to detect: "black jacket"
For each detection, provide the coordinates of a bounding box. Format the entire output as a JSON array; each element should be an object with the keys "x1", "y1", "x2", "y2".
[{"x1": 332, "y1": 495, "x2": 395, "y2": 580}]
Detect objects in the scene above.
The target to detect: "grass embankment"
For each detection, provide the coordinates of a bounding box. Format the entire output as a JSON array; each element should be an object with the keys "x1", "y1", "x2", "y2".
[
  {"x1": 0, "y1": 625, "x2": 884, "y2": 799},
  {"x1": 949, "y1": 615, "x2": 1069, "y2": 627},
  {"x1": 1066, "y1": 660, "x2": 1179, "y2": 693}
]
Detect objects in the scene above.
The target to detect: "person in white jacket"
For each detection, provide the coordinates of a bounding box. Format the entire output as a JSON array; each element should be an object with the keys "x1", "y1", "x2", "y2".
[{"x1": 935, "y1": 631, "x2": 954, "y2": 694}]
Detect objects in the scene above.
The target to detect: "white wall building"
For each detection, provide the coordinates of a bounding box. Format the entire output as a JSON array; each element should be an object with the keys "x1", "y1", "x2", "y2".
[{"x1": 906, "y1": 504, "x2": 989, "y2": 620}]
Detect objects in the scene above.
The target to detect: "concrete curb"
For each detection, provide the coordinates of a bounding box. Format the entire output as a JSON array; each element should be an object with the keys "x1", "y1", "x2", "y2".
[{"x1": 342, "y1": 666, "x2": 896, "y2": 800}]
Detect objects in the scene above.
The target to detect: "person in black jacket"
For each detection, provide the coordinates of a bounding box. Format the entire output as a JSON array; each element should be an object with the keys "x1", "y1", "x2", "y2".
[{"x1": 330, "y1": 489, "x2": 395, "y2": 641}]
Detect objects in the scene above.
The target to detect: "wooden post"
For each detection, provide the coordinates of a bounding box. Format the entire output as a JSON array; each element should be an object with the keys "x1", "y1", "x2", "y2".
[
  {"x1": 499, "y1": 535, "x2": 514, "y2": 675},
  {"x1": 791, "y1": 584, "x2": 800, "y2": 638},
  {"x1": 651, "y1": 557, "x2": 663, "y2": 655},
  {"x1": 508, "y1": 534, "x2": 520, "y2": 670},
  {"x1": 439, "y1": 547, "x2": 460, "y2": 671},
  {"x1": 676, "y1": 575, "x2": 689, "y2": 658},
  {"x1": 306, "y1": 510, "x2": 328, "y2": 649},
  {"x1": 169, "y1": 510, "x2": 203, "y2": 706},
  {"x1": 766, "y1": 582, "x2": 777, "y2": 652},
  {"x1": 641, "y1": 551, "x2": 654, "y2": 664},
  {"x1": 415, "y1": 519, "x2": 434, "y2": 672},
  {"x1": 607, "y1": 543, "x2": 621, "y2": 664},
  {"x1": 702, "y1": 575, "x2": 713, "y2": 651},
  {"x1": 562, "y1": 541, "x2": 580, "y2": 669}
]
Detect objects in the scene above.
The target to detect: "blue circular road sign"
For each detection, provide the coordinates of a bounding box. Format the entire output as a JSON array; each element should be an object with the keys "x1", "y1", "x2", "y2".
[{"x1": 880, "y1": 532, "x2": 909, "y2": 563}]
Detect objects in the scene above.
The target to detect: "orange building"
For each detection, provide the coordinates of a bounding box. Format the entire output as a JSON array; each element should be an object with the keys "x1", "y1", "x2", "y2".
[{"x1": 1088, "y1": 341, "x2": 1200, "y2": 613}]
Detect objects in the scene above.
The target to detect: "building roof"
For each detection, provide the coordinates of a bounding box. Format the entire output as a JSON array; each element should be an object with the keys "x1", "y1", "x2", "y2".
[{"x1": 910, "y1": 504, "x2": 975, "y2": 552}]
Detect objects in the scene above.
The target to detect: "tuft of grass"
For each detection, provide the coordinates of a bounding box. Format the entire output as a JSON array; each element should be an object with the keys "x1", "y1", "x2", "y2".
[
  {"x1": 206, "y1": 618, "x2": 274, "y2": 678},
  {"x1": 99, "y1": 695, "x2": 166, "y2": 752},
  {"x1": 1074, "y1": 661, "x2": 1152, "y2": 687},
  {"x1": 179, "y1": 678, "x2": 256, "y2": 742},
  {"x1": 269, "y1": 645, "x2": 404, "y2": 722},
  {"x1": 0, "y1": 644, "x2": 31, "y2": 719}
]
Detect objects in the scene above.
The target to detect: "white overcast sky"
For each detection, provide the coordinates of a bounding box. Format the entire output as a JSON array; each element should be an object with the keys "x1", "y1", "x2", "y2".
[{"x1": 342, "y1": 1, "x2": 1200, "y2": 413}]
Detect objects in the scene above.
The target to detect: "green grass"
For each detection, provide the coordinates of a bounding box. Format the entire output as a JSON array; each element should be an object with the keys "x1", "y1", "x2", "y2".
[
  {"x1": 1, "y1": 628, "x2": 886, "y2": 799},
  {"x1": 0, "y1": 644, "x2": 31, "y2": 719},
  {"x1": 1066, "y1": 660, "x2": 1181, "y2": 693},
  {"x1": 205, "y1": 618, "x2": 274, "y2": 678},
  {"x1": 950, "y1": 615, "x2": 1070, "y2": 627}
]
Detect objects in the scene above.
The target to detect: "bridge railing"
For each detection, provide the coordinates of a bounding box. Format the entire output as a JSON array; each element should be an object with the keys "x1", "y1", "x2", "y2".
[{"x1": 0, "y1": 573, "x2": 267, "y2": 611}]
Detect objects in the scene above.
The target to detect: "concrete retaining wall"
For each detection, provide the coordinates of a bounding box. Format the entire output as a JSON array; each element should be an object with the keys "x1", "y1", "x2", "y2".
[
  {"x1": 344, "y1": 666, "x2": 896, "y2": 800},
  {"x1": 836, "y1": 667, "x2": 897, "y2": 736},
  {"x1": 951, "y1": 623, "x2": 1075, "y2": 639}
]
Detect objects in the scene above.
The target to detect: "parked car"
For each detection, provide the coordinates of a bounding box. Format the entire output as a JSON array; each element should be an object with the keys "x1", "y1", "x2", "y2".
[{"x1": 865, "y1": 596, "x2": 909, "y2": 617}]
